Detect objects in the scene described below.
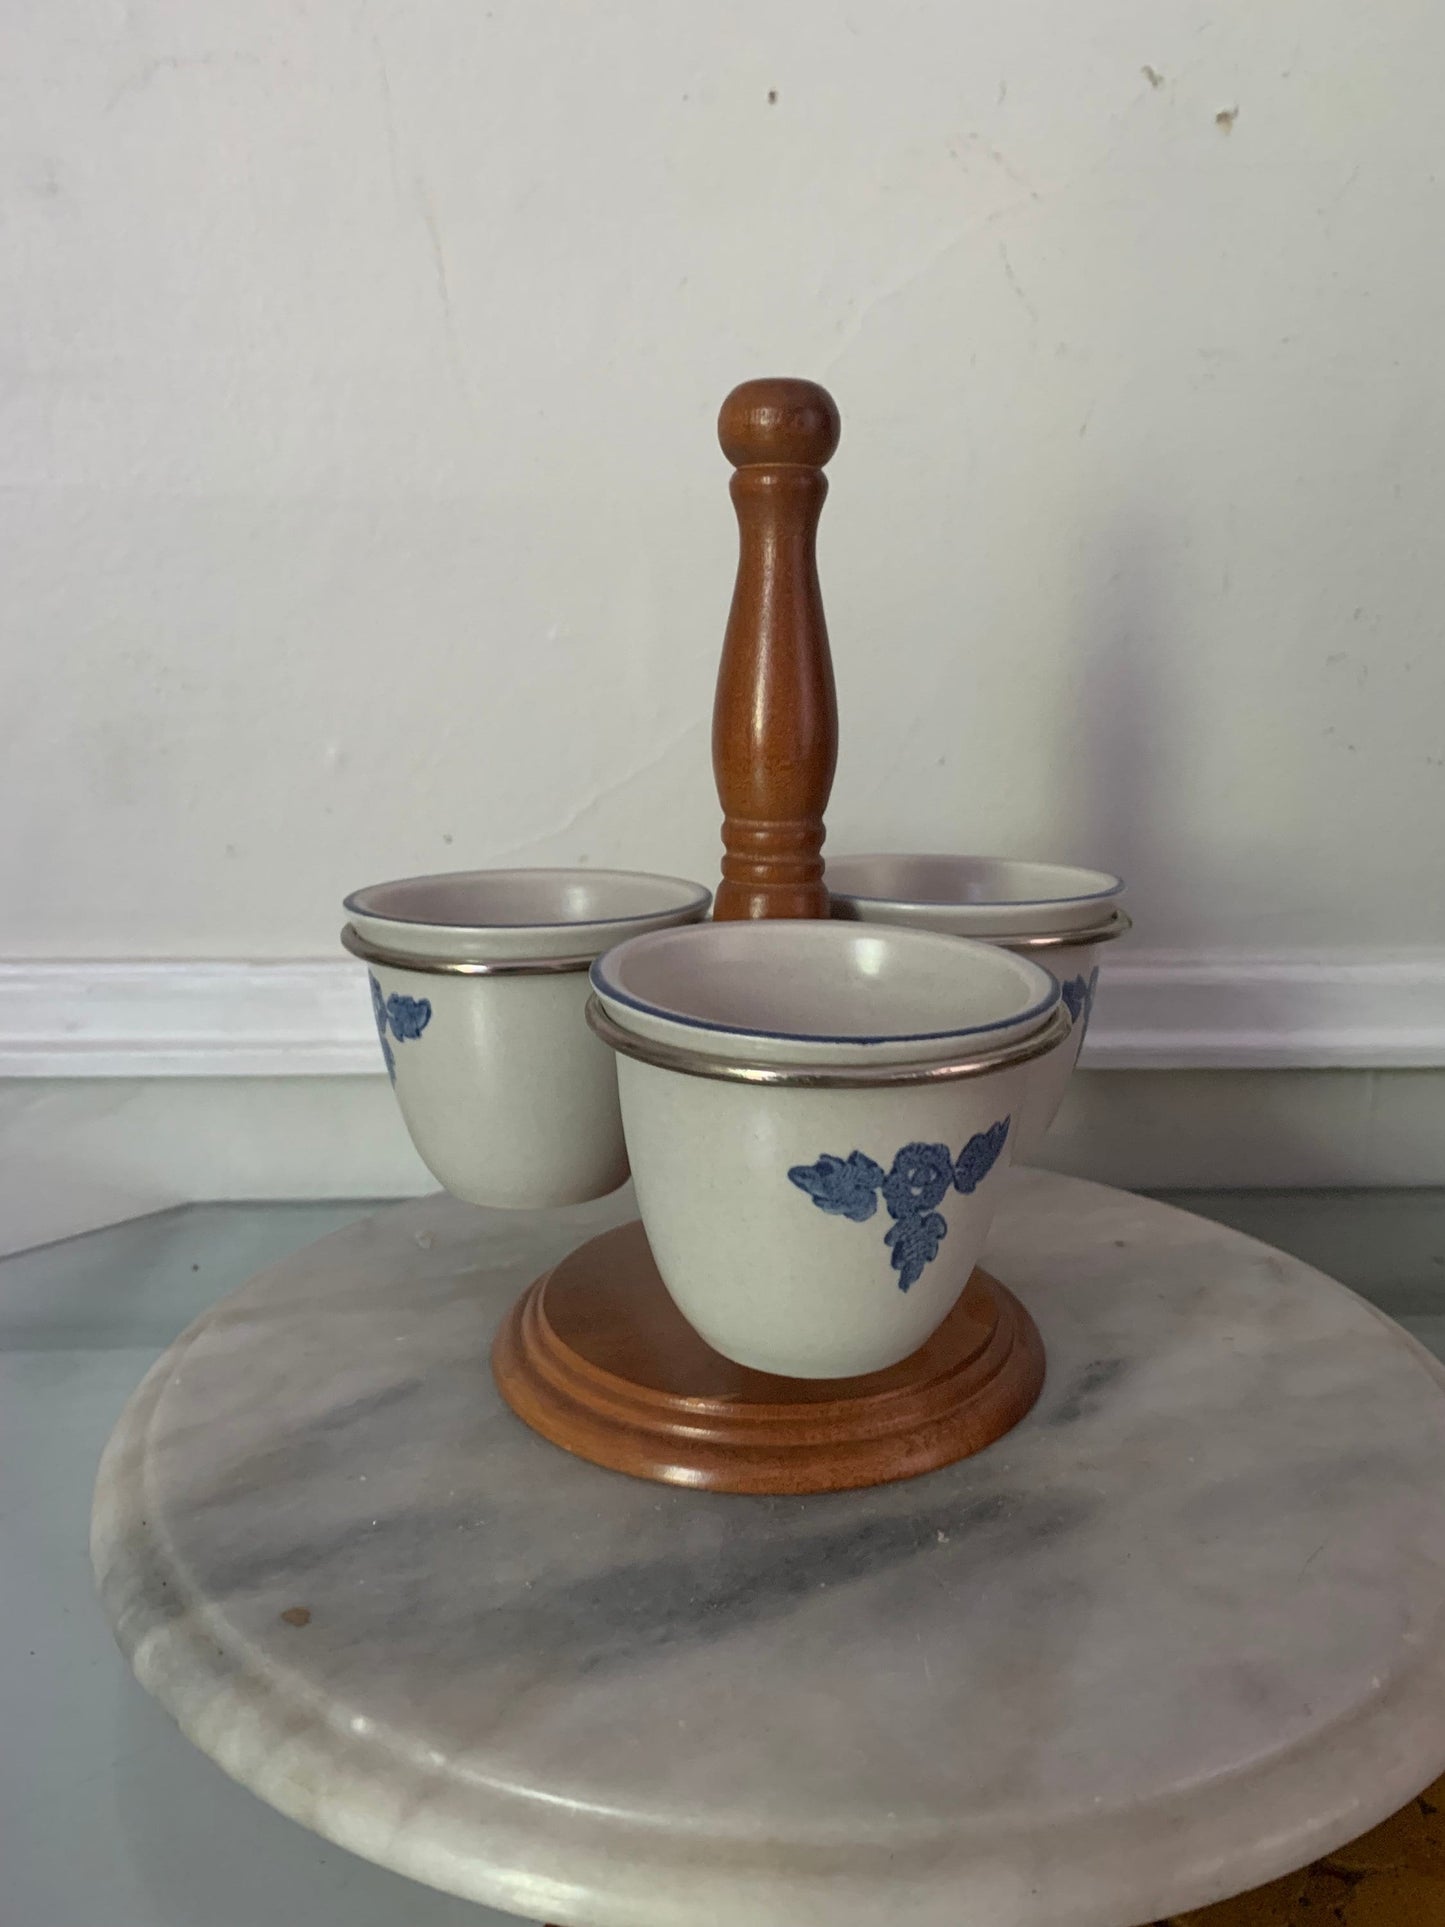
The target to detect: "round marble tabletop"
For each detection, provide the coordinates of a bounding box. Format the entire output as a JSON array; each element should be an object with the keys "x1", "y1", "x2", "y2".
[{"x1": 93, "y1": 1171, "x2": 1445, "y2": 1927}]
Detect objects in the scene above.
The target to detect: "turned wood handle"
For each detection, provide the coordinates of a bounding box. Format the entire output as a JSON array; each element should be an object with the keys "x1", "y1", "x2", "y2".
[{"x1": 711, "y1": 377, "x2": 841, "y2": 922}]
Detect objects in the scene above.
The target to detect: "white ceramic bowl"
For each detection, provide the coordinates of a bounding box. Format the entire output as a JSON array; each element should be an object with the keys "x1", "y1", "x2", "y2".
[
  {"x1": 345, "y1": 868, "x2": 712, "y2": 963},
  {"x1": 343, "y1": 869, "x2": 711, "y2": 1209},
  {"x1": 826, "y1": 854, "x2": 1122, "y2": 938},
  {"x1": 827, "y1": 854, "x2": 1127, "y2": 1159},
  {"x1": 592, "y1": 919, "x2": 1059, "y2": 1067},
  {"x1": 589, "y1": 921, "x2": 1065, "y2": 1378}
]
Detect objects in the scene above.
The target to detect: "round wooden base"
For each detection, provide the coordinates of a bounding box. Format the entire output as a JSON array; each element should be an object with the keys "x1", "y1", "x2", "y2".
[{"x1": 491, "y1": 1219, "x2": 1045, "y2": 1494}]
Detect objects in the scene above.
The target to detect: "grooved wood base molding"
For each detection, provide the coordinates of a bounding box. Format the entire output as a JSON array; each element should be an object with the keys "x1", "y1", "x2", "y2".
[{"x1": 492, "y1": 1220, "x2": 1044, "y2": 1493}]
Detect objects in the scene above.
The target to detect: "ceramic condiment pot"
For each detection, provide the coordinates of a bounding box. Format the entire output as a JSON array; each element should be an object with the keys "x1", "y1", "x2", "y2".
[
  {"x1": 343, "y1": 868, "x2": 710, "y2": 1208},
  {"x1": 590, "y1": 920, "x2": 1066, "y2": 1377},
  {"x1": 827, "y1": 855, "x2": 1128, "y2": 1159}
]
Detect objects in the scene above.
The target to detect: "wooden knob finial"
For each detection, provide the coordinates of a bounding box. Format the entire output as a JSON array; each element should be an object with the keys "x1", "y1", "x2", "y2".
[
  {"x1": 718, "y1": 378, "x2": 842, "y2": 470},
  {"x1": 711, "y1": 378, "x2": 841, "y2": 922}
]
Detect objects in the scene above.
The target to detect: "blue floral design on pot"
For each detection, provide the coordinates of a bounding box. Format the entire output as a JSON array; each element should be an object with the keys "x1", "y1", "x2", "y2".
[
  {"x1": 884, "y1": 1208, "x2": 950, "y2": 1292},
  {"x1": 954, "y1": 1118, "x2": 1011, "y2": 1195},
  {"x1": 787, "y1": 1149, "x2": 886, "y2": 1221},
  {"x1": 369, "y1": 972, "x2": 433, "y2": 1085},
  {"x1": 788, "y1": 1119, "x2": 1010, "y2": 1293},
  {"x1": 1059, "y1": 966, "x2": 1101, "y2": 1034},
  {"x1": 881, "y1": 1141, "x2": 954, "y2": 1220},
  {"x1": 387, "y1": 993, "x2": 431, "y2": 1040}
]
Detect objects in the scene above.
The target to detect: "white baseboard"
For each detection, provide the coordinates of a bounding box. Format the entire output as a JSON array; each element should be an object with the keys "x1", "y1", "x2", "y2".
[
  {"x1": 0, "y1": 962, "x2": 377, "y2": 1078},
  {"x1": 1087, "y1": 953, "x2": 1445, "y2": 1069},
  {"x1": 0, "y1": 952, "x2": 1442, "y2": 1077}
]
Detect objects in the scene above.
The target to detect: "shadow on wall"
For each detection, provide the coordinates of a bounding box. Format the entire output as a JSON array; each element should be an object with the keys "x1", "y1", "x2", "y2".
[{"x1": 1045, "y1": 522, "x2": 1371, "y2": 1189}]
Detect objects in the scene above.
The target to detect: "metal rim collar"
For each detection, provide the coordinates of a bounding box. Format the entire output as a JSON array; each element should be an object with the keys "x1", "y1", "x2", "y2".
[
  {"x1": 341, "y1": 925, "x2": 595, "y2": 977},
  {"x1": 585, "y1": 997, "x2": 1073, "y2": 1089},
  {"x1": 1001, "y1": 908, "x2": 1132, "y2": 953}
]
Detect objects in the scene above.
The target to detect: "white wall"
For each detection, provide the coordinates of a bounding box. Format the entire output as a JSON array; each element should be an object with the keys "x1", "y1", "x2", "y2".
[{"x1": 3, "y1": 1, "x2": 1443, "y2": 1242}]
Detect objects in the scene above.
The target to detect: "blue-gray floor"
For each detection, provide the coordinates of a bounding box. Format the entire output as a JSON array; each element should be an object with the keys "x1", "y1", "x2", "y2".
[{"x1": 6, "y1": 1192, "x2": 1444, "y2": 1927}]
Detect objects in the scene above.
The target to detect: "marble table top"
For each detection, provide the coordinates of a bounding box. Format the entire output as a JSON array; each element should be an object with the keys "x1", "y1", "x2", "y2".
[{"x1": 92, "y1": 1172, "x2": 1445, "y2": 1927}]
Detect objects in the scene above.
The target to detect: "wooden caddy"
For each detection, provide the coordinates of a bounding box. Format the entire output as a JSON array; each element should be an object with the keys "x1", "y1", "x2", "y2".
[{"x1": 492, "y1": 379, "x2": 1045, "y2": 1494}]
